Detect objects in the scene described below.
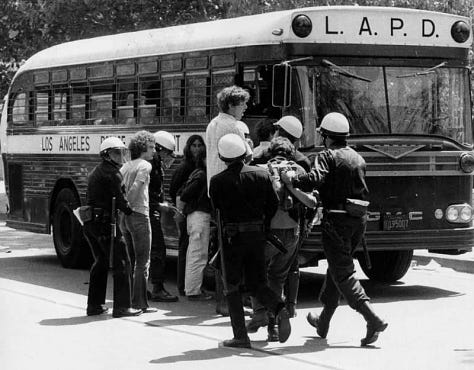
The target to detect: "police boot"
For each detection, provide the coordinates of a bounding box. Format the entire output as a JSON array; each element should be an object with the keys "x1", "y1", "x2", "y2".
[
  {"x1": 276, "y1": 306, "x2": 291, "y2": 343},
  {"x1": 266, "y1": 314, "x2": 279, "y2": 342},
  {"x1": 219, "y1": 292, "x2": 251, "y2": 349},
  {"x1": 285, "y1": 270, "x2": 300, "y2": 318},
  {"x1": 357, "y1": 301, "x2": 388, "y2": 346},
  {"x1": 246, "y1": 308, "x2": 268, "y2": 333},
  {"x1": 214, "y1": 271, "x2": 229, "y2": 317},
  {"x1": 306, "y1": 306, "x2": 336, "y2": 339}
]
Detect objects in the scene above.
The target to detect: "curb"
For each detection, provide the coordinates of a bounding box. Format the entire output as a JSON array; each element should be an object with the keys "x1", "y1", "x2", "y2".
[{"x1": 412, "y1": 251, "x2": 474, "y2": 274}]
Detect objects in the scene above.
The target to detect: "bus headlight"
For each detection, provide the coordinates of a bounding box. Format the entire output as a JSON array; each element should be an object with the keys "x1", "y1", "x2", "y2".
[
  {"x1": 451, "y1": 21, "x2": 470, "y2": 43},
  {"x1": 446, "y1": 204, "x2": 473, "y2": 223},
  {"x1": 292, "y1": 14, "x2": 312, "y2": 38},
  {"x1": 459, "y1": 152, "x2": 474, "y2": 173}
]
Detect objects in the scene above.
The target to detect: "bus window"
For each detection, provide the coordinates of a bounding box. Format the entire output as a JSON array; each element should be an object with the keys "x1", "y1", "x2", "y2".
[
  {"x1": 162, "y1": 74, "x2": 184, "y2": 123},
  {"x1": 212, "y1": 70, "x2": 235, "y2": 116},
  {"x1": 53, "y1": 87, "x2": 68, "y2": 125},
  {"x1": 89, "y1": 81, "x2": 114, "y2": 125},
  {"x1": 139, "y1": 77, "x2": 160, "y2": 125},
  {"x1": 241, "y1": 65, "x2": 275, "y2": 117},
  {"x1": 71, "y1": 83, "x2": 87, "y2": 125},
  {"x1": 10, "y1": 92, "x2": 29, "y2": 127},
  {"x1": 117, "y1": 80, "x2": 136, "y2": 125},
  {"x1": 35, "y1": 90, "x2": 50, "y2": 127},
  {"x1": 186, "y1": 73, "x2": 210, "y2": 118}
]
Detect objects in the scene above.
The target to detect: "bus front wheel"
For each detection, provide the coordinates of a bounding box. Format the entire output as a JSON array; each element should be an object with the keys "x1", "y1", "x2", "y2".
[
  {"x1": 52, "y1": 188, "x2": 91, "y2": 268},
  {"x1": 358, "y1": 250, "x2": 413, "y2": 283}
]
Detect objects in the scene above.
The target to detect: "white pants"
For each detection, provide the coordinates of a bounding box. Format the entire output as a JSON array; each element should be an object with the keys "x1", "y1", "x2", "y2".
[{"x1": 185, "y1": 211, "x2": 211, "y2": 296}]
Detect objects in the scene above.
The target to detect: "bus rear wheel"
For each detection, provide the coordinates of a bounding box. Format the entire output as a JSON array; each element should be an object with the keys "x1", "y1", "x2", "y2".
[
  {"x1": 52, "y1": 188, "x2": 91, "y2": 268},
  {"x1": 358, "y1": 250, "x2": 413, "y2": 283}
]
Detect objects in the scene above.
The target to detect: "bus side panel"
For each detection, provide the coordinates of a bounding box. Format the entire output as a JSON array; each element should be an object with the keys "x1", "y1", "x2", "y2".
[{"x1": 4, "y1": 153, "x2": 97, "y2": 232}]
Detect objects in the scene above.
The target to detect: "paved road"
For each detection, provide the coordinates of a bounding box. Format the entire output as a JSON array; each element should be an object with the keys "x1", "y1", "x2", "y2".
[{"x1": 0, "y1": 223, "x2": 473, "y2": 370}]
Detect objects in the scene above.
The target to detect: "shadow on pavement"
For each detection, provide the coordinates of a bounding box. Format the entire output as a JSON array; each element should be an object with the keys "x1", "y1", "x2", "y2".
[
  {"x1": 39, "y1": 314, "x2": 112, "y2": 326},
  {"x1": 0, "y1": 252, "x2": 464, "y2": 320},
  {"x1": 150, "y1": 337, "x2": 329, "y2": 365}
]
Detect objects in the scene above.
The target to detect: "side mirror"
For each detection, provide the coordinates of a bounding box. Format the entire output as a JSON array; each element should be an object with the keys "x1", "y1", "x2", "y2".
[{"x1": 272, "y1": 63, "x2": 292, "y2": 107}]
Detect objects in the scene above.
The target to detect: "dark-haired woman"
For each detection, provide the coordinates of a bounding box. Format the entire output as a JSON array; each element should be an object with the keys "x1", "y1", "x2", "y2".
[
  {"x1": 169, "y1": 135, "x2": 205, "y2": 296},
  {"x1": 180, "y1": 142, "x2": 212, "y2": 301}
]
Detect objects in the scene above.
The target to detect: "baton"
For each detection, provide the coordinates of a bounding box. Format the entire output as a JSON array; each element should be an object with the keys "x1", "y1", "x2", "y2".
[
  {"x1": 216, "y1": 209, "x2": 229, "y2": 293},
  {"x1": 361, "y1": 236, "x2": 372, "y2": 270}
]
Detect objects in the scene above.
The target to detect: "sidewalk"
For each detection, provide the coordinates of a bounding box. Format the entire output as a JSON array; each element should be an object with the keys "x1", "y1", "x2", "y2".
[{"x1": 412, "y1": 249, "x2": 474, "y2": 274}]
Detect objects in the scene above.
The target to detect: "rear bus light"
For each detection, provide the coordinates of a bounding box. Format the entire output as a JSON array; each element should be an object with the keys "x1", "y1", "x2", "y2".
[{"x1": 445, "y1": 204, "x2": 472, "y2": 223}]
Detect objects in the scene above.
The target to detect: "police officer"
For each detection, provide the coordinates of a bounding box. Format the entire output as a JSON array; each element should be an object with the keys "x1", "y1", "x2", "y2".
[
  {"x1": 148, "y1": 130, "x2": 178, "y2": 302},
  {"x1": 84, "y1": 137, "x2": 141, "y2": 318},
  {"x1": 272, "y1": 115, "x2": 311, "y2": 172},
  {"x1": 282, "y1": 112, "x2": 388, "y2": 346},
  {"x1": 209, "y1": 133, "x2": 291, "y2": 348}
]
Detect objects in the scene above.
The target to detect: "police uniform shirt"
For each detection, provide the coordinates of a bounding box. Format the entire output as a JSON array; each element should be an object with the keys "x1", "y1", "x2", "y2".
[
  {"x1": 86, "y1": 160, "x2": 131, "y2": 214},
  {"x1": 209, "y1": 161, "x2": 279, "y2": 228},
  {"x1": 295, "y1": 144, "x2": 368, "y2": 209}
]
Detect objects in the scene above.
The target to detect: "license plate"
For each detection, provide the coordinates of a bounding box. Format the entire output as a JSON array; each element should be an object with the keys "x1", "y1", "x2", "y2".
[{"x1": 383, "y1": 214, "x2": 409, "y2": 231}]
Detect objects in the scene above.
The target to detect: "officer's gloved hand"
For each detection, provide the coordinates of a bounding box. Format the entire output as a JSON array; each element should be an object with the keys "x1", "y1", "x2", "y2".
[{"x1": 124, "y1": 206, "x2": 133, "y2": 216}]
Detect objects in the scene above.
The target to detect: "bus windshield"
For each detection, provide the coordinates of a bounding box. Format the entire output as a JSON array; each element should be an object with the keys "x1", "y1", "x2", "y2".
[{"x1": 312, "y1": 65, "x2": 472, "y2": 145}]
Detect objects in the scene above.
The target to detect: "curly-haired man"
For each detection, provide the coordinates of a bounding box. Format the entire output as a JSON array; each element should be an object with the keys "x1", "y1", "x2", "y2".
[{"x1": 120, "y1": 130, "x2": 157, "y2": 313}]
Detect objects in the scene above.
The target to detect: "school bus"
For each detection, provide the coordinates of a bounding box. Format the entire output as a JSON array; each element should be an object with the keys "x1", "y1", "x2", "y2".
[{"x1": 0, "y1": 6, "x2": 472, "y2": 281}]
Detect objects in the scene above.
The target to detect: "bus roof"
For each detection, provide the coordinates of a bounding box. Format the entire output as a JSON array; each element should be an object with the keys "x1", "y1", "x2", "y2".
[{"x1": 16, "y1": 6, "x2": 472, "y2": 75}]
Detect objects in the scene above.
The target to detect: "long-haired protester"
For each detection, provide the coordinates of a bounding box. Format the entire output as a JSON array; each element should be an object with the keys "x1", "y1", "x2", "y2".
[
  {"x1": 179, "y1": 137, "x2": 213, "y2": 301},
  {"x1": 120, "y1": 130, "x2": 157, "y2": 313},
  {"x1": 169, "y1": 134, "x2": 207, "y2": 296}
]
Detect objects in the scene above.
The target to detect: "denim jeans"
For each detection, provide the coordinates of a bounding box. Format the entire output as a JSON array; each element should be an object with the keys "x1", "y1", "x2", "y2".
[
  {"x1": 184, "y1": 211, "x2": 211, "y2": 296},
  {"x1": 120, "y1": 212, "x2": 151, "y2": 309},
  {"x1": 253, "y1": 227, "x2": 299, "y2": 312}
]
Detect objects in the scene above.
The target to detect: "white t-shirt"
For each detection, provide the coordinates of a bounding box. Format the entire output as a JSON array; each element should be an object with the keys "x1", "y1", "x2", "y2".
[
  {"x1": 120, "y1": 158, "x2": 152, "y2": 215},
  {"x1": 205, "y1": 112, "x2": 250, "y2": 190}
]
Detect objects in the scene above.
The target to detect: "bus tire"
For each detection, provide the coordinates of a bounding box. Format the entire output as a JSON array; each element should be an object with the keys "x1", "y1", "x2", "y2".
[
  {"x1": 52, "y1": 188, "x2": 91, "y2": 268},
  {"x1": 358, "y1": 250, "x2": 413, "y2": 283}
]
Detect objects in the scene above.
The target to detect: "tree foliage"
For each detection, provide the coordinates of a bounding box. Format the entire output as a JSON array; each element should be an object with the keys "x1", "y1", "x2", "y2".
[{"x1": 0, "y1": 0, "x2": 472, "y2": 99}]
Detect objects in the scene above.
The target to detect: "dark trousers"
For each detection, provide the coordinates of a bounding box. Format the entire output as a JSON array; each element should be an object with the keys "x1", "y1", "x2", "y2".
[
  {"x1": 176, "y1": 216, "x2": 189, "y2": 294},
  {"x1": 319, "y1": 213, "x2": 369, "y2": 310},
  {"x1": 149, "y1": 205, "x2": 166, "y2": 286},
  {"x1": 222, "y1": 230, "x2": 284, "y2": 338},
  {"x1": 84, "y1": 221, "x2": 132, "y2": 309}
]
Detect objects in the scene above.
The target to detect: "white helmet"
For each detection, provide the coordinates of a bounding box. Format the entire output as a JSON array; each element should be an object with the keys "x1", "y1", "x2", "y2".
[
  {"x1": 218, "y1": 133, "x2": 246, "y2": 160},
  {"x1": 154, "y1": 131, "x2": 176, "y2": 151},
  {"x1": 274, "y1": 116, "x2": 303, "y2": 139},
  {"x1": 319, "y1": 112, "x2": 350, "y2": 137},
  {"x1": 100, "y1": 137, "x2": 126, "y2": 153},
  {"x1": 236, "y1": 121, "x2": 250, "y2": 135}
]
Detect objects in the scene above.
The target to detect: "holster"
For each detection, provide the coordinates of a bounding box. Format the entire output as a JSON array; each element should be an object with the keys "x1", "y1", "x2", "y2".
[{"x1": 345, "y1": 198, "x2": 369, "y2": 217}]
